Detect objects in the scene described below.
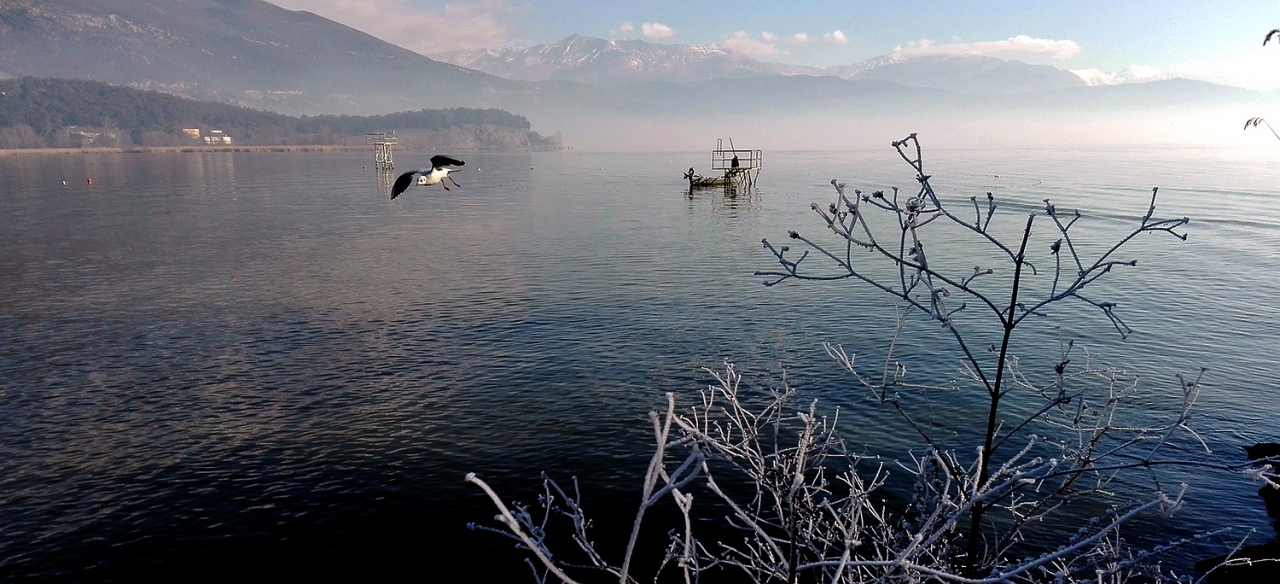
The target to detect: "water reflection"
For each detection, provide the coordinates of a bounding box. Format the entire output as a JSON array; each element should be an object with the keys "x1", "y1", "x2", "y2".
[
  {"x1": 687, "y1": 183, "x2": 762, "y2": 220},
  {"x1": 715, "y1": 185, "x2": 762, "y2": 215},
  {"x1": 184, "y1": 151, "x2": 237, "y2": 190},
  {"x1": 376, "y1": 168, "x2": 397, "y2": 201}
]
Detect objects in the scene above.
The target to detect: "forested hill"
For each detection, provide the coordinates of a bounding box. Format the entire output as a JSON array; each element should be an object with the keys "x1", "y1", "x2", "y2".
[
  {"x1": 0, "y1": 77, "x2": 531, "y2": 136},
  {"x1": 0, "y1": 77, "x2": 547, "y2": 148}
]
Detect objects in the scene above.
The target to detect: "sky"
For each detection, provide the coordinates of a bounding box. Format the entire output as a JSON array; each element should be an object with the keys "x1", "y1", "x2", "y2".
[{"x1": 263, "y1": 0, "x2": 1280, "y2": 90}]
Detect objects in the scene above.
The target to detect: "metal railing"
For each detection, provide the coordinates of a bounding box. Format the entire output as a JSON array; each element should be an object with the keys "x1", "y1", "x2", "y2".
[
  {"x1": 364, "y1": 132, "x2": 399, "y2": 145},
  {"x1": 711, "y1": 139, "x2": 762, "y2": 171}
]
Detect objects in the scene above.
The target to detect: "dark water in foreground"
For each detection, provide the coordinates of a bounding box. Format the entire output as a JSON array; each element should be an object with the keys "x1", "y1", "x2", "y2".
[{"x1": 2, "y1": 148, "x2": 1279, "y2": 581}]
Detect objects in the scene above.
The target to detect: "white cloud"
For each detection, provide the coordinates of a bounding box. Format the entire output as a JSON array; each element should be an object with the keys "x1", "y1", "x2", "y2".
[
  {"x1": 721, "y1": 30, "x2": 780, "y2": 57},
  {"x1": 823, "y1": 30, "x2": 848, "y2": 45},
  {"x1": 610, "y1": 22, "x2": 634, "y2": 37},
  {"x1": 1070, "y1": 66, "x2": 1167, "y2": 86},
  {"x1": 1071, "y1": 50, "x2": 1280, "y2": 91},
  {"x1": 893, "y1": 35, "x2": 1081, "y2": 60},
  {"x1": 641, "y1": 22, "x2": 676, "y2": 40},
  {"x1": 1170, "y1": 51, "x2": 1280, "y2": 90},
  {"x1": 264, "y1": 0, "x2": 532, "y2": 55},
  {"x1": 720, "y1": 30, "x2": 813, "y2": 57},
  {"x1": 1069, "y1": 68, "x2": 1114, "y2": 85}
]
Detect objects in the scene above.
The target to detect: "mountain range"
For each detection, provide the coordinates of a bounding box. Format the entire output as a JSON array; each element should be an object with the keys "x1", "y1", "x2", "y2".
[
  {"x1": 433, "y1": 34, "x2": 1086, "y2": 95},
  {"x1": 828, "y1": 54, "x2": 1086, "y2": 94},
  {"x1": 1, "y1": 0, "x2": 1274, "y2": 149},
  {"x1": 433, "y1": 33, "x2": 825, "y2": 86}
]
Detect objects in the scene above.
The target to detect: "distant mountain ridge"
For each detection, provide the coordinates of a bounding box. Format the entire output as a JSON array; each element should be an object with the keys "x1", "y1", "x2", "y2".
[
  {"x1": 832, "y1": 54, "x2": 1086, "y2": 94},
  {"x1": 436, "y1": 34, "x2": 1087, "y2": 94},
  {"x1": 0, "y1": 0, "x2": 514, "y2": 112},
  {"x1": 433, "y1": 34, "x2": 825, "y2": 86}
]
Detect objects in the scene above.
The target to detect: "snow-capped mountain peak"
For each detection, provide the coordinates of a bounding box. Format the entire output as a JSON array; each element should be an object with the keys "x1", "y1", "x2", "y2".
[{"x1": 432, "y1": 34, "x2": 822, "y2": 85}]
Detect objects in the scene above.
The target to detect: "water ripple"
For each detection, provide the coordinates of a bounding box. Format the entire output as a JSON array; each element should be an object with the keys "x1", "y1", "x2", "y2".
[{"x1": 1, "y1": 149, "x2": 1277, "y2": 580}]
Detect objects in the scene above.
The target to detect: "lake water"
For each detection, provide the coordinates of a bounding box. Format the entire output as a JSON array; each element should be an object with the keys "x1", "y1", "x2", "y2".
[{"x1": 2, "y1": 146, "x2": 1279, "y2": 580}]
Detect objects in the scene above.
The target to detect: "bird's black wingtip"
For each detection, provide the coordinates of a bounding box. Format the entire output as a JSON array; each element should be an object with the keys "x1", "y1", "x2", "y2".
[
  {"x1": 390, "y1": 170, "x2": 418, "y2": 199},
  {"x1": 431, "y1": 154, "x2": 466, "y2": 168}
]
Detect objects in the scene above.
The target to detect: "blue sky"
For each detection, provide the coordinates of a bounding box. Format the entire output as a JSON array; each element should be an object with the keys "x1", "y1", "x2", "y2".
[{"x1": 265, "y1": 1, "x2": 1280, "y2": 89}]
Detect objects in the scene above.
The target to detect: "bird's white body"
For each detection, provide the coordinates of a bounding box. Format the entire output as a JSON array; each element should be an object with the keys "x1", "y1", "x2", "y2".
[
  {"x1": 416, "y1": 167, "x2": 455, "y2": 186},
  {"x1": 389, "y1": 155, "x2": 466, "y2": 199}
]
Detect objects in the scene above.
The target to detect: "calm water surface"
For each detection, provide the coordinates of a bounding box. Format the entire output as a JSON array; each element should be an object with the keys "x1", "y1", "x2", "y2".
[{"x1": 2, "y1": 147, "x2": 1278, "y2": 580}]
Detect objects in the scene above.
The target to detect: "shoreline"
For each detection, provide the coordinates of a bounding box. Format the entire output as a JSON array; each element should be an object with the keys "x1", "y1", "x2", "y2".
[{"x1": 0, "y1": 145, "x2": 566, "y2": 157}]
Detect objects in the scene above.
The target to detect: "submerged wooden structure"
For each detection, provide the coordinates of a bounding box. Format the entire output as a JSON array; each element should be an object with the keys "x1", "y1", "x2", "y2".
[
  {"x1": 685, "y1": 138, "x2": 762, "y2": 190},
  {"x1": 366, "y1": 132, "x2": 398, "y2": 170}
]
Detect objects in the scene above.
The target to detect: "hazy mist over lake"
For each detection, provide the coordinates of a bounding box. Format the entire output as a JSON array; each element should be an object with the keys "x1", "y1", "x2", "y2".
[{"x1": 529, "y1": 104, "x2": 1275, "y2": 151}]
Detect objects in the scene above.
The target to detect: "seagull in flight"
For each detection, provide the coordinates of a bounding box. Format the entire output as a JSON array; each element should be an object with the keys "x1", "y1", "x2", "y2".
[{"x1": 391, "y1": 155, "x2": 465, "y2": 199}]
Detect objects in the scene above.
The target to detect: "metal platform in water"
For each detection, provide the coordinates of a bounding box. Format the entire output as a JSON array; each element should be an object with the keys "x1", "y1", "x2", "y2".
[
  {"x1": 366, "y1": 132, "x2": 398, "y2": 170},
  {"x1": 686, "y1": 138, "x2": 761, "y2": 190}
]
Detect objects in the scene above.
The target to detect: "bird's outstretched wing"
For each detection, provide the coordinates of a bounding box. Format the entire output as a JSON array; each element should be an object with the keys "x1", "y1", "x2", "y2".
[
  {"x1": 1266, "y1": 29, "x2": 1280, "y2": 46},
  {"x1": 391, "y1": 170, "x2": 422, "y2": 199},
  {"x1": 430, "y1": 155, "x2": 465, "y2": 169}
]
